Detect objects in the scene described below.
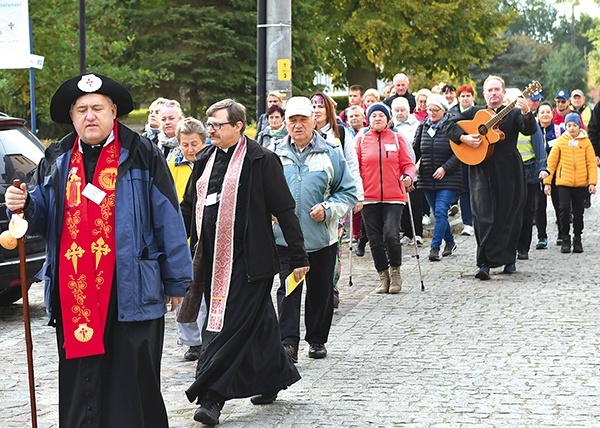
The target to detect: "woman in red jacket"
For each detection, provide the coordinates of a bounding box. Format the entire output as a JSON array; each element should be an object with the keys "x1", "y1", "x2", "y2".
[{"x1": 356, "y1": 103, "x2": 416, "y2": 294}]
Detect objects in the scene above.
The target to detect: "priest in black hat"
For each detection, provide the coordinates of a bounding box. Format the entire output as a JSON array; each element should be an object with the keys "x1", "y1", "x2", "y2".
[{"x1": 5, "y1": 73, "x2": 193, "y2": 428}]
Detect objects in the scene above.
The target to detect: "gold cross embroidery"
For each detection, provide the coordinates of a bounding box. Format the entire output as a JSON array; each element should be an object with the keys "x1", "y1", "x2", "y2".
[
  {"x1": 91, "y1": 237, "x2": 111, "y2": 268},
  {"x1": 65, "y1": 242, "x2": 85, "y2": 273}
]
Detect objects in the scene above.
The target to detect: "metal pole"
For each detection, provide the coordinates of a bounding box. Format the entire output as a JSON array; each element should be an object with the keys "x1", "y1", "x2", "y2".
[
  {"x1": 79, "y1": 0, "x2": 86, "y2": 74},
  {"x1": 407, "y1": 193, "x2": 425, "y2": 291},
  {"x1": 347, "y1": 213, "x2": 353, "y2": 286},
  {"x1": 28, "y1": 19, "x2": 36, "y2": 136},
  {"x1": 256, "y1": 0, "x2": 267, "y2": 118},
  {"x1": 265, "y1": 0, "x2": 292, "y2": 101}
]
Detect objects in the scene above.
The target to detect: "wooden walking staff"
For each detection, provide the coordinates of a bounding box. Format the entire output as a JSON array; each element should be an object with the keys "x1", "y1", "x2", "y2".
[{"x1": 5, "y1": 179, "x2": 38, "y2": 428}]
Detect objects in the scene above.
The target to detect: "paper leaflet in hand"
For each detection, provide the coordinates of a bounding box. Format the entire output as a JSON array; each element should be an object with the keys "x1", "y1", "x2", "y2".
[{"x1": 285, "y1": 272, "x2": 305, "y2": 297}]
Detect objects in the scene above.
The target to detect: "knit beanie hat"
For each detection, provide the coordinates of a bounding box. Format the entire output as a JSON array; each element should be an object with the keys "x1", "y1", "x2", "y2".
[
  {"x1": 565, "y1": 112, "x2": 582, "y2": 127},
  {"x1": 367, "y1": 103, "x2": 391, "y2": 121},
  {"x1": 426, "y1": 94, "x2": 449, "y2": 112}
]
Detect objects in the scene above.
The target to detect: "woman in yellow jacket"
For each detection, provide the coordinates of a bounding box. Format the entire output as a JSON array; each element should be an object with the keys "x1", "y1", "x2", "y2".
[
  {"x1": 544, "y1": 113, "x2": 597, "y2": 253},
  {"x1": 168, "y1": 117, "x2": 208, "y2": 362}
]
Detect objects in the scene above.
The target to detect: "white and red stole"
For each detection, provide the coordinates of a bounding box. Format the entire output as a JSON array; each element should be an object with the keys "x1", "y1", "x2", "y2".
[
  {"x1": 195, "y1": 137, "x2": 247, "y2": 332},
  {"x1": 59, "y1": 121, "x2": 120, "y2": 359}
]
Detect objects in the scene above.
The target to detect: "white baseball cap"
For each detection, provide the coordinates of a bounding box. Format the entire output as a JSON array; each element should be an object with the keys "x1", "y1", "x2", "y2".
[{"x1": 285, "y1": 96, "x2": 313, "y2": 119}]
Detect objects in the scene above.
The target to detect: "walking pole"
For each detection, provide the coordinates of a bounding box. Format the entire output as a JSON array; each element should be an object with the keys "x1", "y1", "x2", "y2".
[
  {"x1": 347, "y1": 212, "x2": 353, "y2": 286},
  {"x1": 9, "y1": 179, "x2": 38, "y2": 428},
  {"x1": 406, "y1": 192, "x2": 425, "y2": 291}
]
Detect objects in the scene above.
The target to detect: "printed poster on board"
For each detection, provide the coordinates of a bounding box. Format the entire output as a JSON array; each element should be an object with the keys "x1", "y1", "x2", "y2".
[{"x1": 0, "y1": 1, "x2": 31, "y2": 69}]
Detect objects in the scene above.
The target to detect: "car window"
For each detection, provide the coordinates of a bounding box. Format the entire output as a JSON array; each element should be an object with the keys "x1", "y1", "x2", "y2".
[{"x1": 0, "y1": 128, "x2": 44, "y2": 184}]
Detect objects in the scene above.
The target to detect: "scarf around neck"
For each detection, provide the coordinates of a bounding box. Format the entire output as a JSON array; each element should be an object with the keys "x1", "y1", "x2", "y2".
[
  {"x1": 195, "y1": 137, "x2": 248, "y2": 332},
  {"x1": 158, "y1": 132, "x2": 179, "y2": 151},
  {"x1": 59, "y1": 120, "x2": 120, "y2": 359}
]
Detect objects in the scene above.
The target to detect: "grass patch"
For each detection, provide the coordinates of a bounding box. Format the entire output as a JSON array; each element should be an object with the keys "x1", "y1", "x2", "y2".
[{"x1": 126, "y1": 109, "x2": 149, "y2": 122}]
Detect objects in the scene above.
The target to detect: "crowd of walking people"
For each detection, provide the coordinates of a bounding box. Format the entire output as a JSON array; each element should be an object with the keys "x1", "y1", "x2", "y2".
[{"x1": 7, "y1": 71, "x2": 599, "y2": 427}]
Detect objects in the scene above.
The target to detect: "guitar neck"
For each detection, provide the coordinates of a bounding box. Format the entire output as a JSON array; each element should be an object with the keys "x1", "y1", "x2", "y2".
[{"x1": 487, "y1": 99, "x2": 517, "y2": 129}]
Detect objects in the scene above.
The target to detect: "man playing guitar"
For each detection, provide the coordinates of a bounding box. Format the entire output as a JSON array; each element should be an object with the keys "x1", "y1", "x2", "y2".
[{"x1": 442, "y1": 75, "x2": 537, "y2": 280}]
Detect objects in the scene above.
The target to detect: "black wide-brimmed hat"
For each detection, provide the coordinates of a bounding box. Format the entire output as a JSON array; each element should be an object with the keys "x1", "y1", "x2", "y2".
[{"x1": 50, "y1": 72, "x2": 134, "y2": 124}]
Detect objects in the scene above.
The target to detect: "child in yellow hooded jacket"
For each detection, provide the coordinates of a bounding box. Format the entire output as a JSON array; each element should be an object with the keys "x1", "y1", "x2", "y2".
[{"x1": 543, "y1": 112, "x2": 597, "y2": 253}]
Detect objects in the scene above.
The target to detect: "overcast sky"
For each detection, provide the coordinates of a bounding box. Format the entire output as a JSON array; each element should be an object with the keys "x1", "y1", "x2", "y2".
[{"x1": 553, "y1": 0, "x2": 600, "y2": 18}]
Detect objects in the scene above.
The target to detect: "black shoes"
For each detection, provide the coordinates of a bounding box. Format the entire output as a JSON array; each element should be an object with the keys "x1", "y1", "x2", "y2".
[
  {"x1": 517, "y1": 250, "x2": 528, "y2": 260},
  {"x1": 475, "y1": 265, "x2": 490, "y2": 280},
  {"x1": 194, "y1": 397, "x2": 223, "y2": 426},
  {"x1": 428, "y1": 247, "x2": 441, "y2": 261},
  {"x1": 503, "y1": 263, "x2": 516, "y2": 274},
  {"x1": 308, "y1": 343, "x2": 327, "y2": 359},
  {"x1": 442, "y1": 242, "x2": 457, "y2": 257},
  {"x1": 184, "y1": 345, "x2": 202, "y2": 361},
  {"x1": 561, "y1": 235, "x2": 571, "y2": 253},
  {"x1": 355, "y1": 236, "x2": 367, "y2": 257},
  {"x1": 283, "y1": 343, "x2": 298, "y2": 363},
  {"x1": 250, "y1": 390, "x2": 279, "y2": 405},
  {"x1": 583, "y1": 197, "x2": 591, "y2": 209},
  {"x1": 573, "y1": 236, "x2": 583, "y2": 253}
]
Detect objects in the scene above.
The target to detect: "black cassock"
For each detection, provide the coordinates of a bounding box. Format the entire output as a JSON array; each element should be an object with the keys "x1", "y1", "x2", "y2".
[
  {"x1": 185, "y1": 148, "x2": 300, "y2": 403},
  {"x1": 444, "y1": 106, "x2": 537, "y2": 268}
]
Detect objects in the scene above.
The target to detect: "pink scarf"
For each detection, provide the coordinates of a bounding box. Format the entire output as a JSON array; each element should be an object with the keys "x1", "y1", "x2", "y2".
[{"x1": 195, "y1": 137, "x2": 247, "y2": 332}]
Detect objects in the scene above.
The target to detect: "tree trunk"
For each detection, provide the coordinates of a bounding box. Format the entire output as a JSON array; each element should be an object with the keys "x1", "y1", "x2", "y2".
[{"x1": 345, "y1": 62, "x2": 378, "y2": 90}]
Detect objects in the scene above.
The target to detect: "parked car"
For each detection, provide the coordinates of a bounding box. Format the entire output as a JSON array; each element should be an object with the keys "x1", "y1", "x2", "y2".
[{"x1": 0, "y1": 113, "x2": 46, "y2": 306}]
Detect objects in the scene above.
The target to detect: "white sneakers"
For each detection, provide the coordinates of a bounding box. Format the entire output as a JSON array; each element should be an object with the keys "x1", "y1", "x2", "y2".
[
  {"x1": 400, "y1": 235, "x2": 423, "y2": 246},
  {"x1": 422, "y1": 214, "x2": 431, "y2": 225},
  {"x1": 461, "y1": 225, "x2": 474, "y2": 236}
]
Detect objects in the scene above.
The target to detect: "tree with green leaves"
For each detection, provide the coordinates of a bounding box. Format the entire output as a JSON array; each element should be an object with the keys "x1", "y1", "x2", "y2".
[
  {"x1": 505, "y1": 0, "x2": 558, "y2": 44},
  {"x1": 542, "y1": 43, "x2": 589, "y2": 96},
  {"x1": 0, "y1": 0, "x2": 155, "y2": 138},
  {"x1": 126, "y1": 0, "x2": 257, "y2": 119},
  {"x1": 471, "y1": 34, "x2": 552, "y2": 91},
  {"x1": 312, "y1": 0, "x2": 515, "y2": 89}
]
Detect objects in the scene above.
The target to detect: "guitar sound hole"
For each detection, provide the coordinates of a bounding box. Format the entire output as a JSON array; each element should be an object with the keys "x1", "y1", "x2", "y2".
[{"x1": 478, "y1": 125, "x2": 488, "y2": 135}]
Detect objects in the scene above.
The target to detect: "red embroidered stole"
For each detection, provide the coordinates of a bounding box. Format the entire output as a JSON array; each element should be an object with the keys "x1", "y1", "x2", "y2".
[
  {"x1": 195, "y1": 138, "x2": 247, "y2": 332},
  {"x1": 59, "y1": 122, "x2": 120, "y2": 359}
]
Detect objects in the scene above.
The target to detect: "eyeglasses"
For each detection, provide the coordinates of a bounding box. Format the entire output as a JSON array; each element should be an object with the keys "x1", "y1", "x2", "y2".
[
  {"x1": 427, "y1": 108, "x2": 442, "y2": 114},
  {"x1": 206, "y1": 121, "x2": 231, "y2": 131},
  {"x1": 555, "y1": 99, "x2": 568, "y2": 104}
]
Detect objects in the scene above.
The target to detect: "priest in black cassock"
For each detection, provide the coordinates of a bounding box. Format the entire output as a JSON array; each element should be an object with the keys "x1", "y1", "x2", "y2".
[
  {"x1": 442, "y1": 76, "x2": 537, "y2": 280},
  {"x1": 178, "y1": 99, "x2": 309, "y2": 426},
  {"x1": 5, "y1": 73, "x2": 193, "y2": 428}
]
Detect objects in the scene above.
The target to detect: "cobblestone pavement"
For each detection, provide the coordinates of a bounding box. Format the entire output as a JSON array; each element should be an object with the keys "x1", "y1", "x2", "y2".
[{"x1": 2, "y1": 203, "x2": 600, "y2": 427}]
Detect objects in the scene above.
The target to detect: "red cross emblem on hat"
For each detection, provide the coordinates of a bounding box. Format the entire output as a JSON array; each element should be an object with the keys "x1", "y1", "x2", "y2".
[{"x1": 77, "y1": 74, "x2": 103, "y2": 93}]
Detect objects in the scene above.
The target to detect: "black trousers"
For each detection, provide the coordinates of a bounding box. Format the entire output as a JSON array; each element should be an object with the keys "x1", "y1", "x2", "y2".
[
  {"x1": 277, "y1": 243, "x2": 337, "y2": 348},
  {"x1": 57, "y1": 285, "x2": 167, "y2": 428},
  {"x1": 401, "y1": 188, "x2": 423, "y2": 238},
  {"x1": 361, "y1": 203, "x2": 404, "y2": 272},
  {"x1": 535, "y1": 182, "x2": 560, "y2": 240},
  {"x1": 557, "y1": 186, "x2": 586, "y2": 238},
  {"x1": 517, "y1": 182, "x2": 538, "y2": 252}
]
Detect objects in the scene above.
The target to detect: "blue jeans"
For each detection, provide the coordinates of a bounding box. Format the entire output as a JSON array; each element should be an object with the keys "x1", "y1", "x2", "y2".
[
  {"x1": 424, "y1": 189, "x2": 456, "y2": 249},
  {"x1": 459, "y1": 164, "x2": 472, "y2": 226}
]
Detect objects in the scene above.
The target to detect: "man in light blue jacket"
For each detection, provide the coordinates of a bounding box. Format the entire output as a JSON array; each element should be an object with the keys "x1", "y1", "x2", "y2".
[{"x1": 273, "y1": 96, "x2": 357, "y2": 362}]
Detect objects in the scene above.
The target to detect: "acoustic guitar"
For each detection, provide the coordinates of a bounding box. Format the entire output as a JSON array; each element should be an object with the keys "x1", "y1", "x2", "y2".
[{"x1": 450, "y1": 81, "x2": 542, "y2": 165}]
